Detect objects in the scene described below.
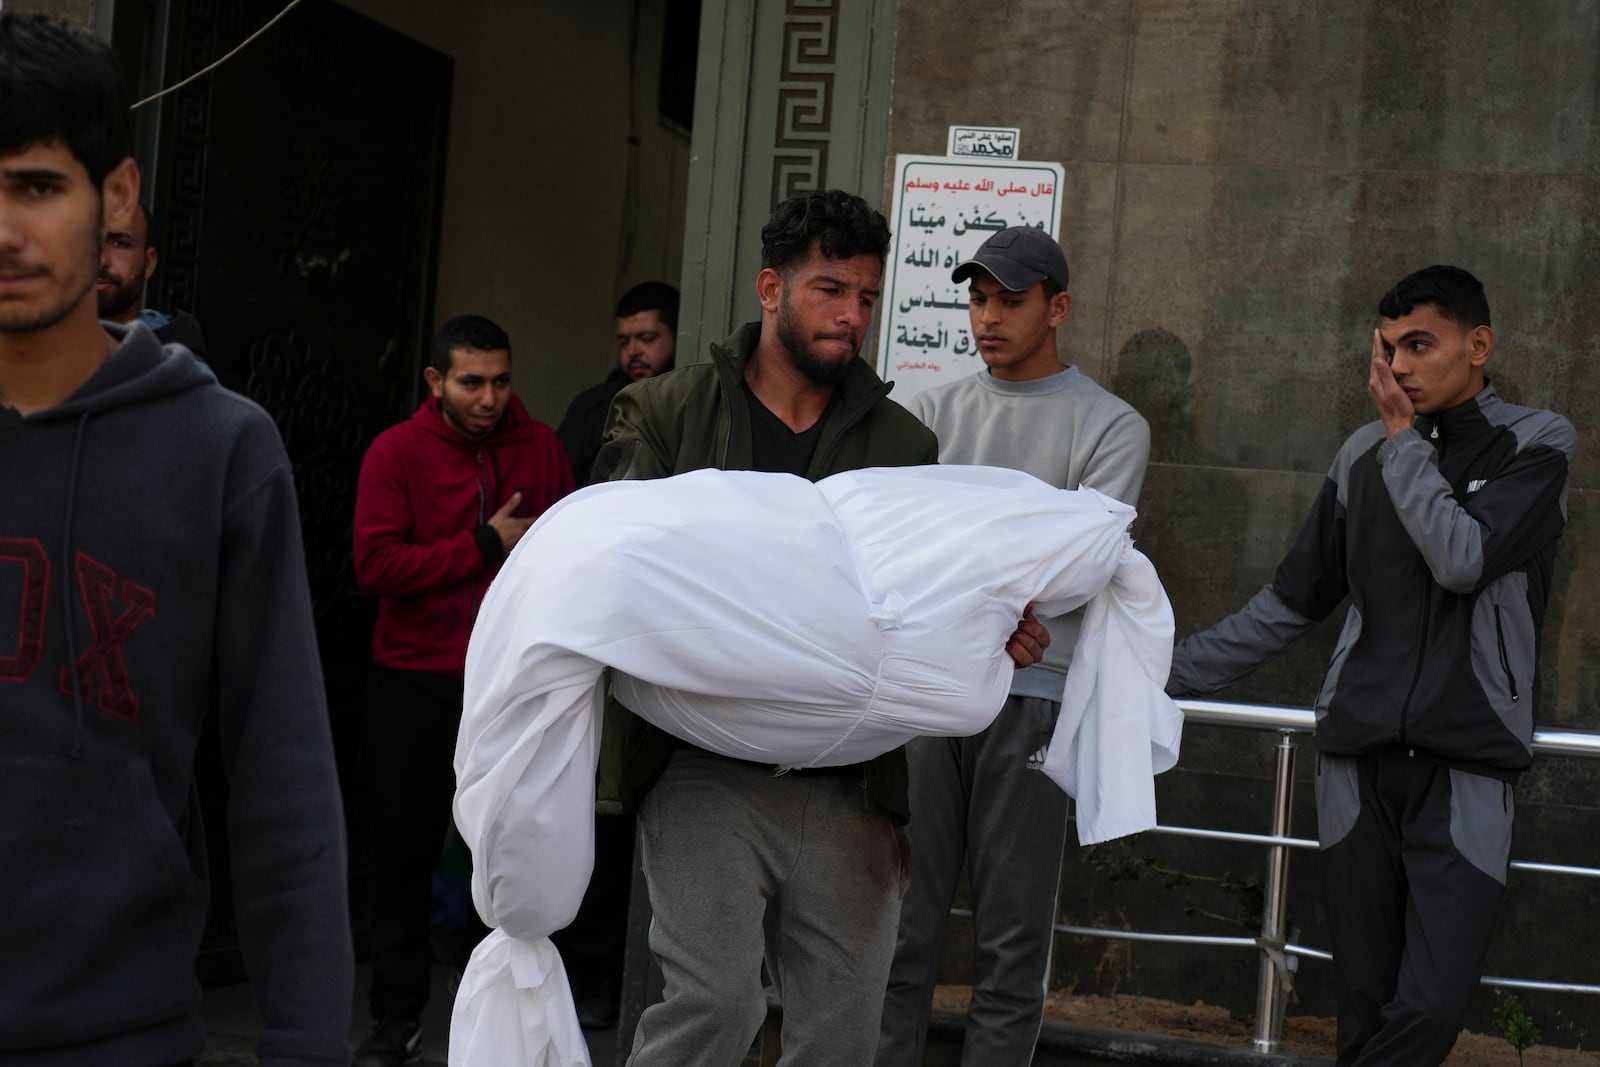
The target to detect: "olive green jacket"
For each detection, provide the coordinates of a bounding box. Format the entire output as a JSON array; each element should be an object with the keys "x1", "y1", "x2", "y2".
[{"x1": 592, "y1": 322, "x2": 938, "y2": 821}]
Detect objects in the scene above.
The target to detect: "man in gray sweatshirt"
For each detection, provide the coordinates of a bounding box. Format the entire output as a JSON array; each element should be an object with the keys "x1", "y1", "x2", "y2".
[{"x1": 877, "y1": 227, "x2": 1150, "y2": 1067}]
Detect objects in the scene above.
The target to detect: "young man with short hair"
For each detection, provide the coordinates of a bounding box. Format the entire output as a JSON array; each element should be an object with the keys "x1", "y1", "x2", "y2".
[
  {"x1": 352, "y1": 313, "x2": 572, "y2": 1064},
  {"x1": 594, "y1": 190, "x2": 1050, "y2": 1066},
  {"x1": 1168, "y1": 265, "x2": 1576, "y2": 1066},
  {"x1": 877, "y1": 226, "x2": 1150, "y2": 1067},
  {"x1": 0, "y1": 13, "x2": 351, "y2": 1064}
]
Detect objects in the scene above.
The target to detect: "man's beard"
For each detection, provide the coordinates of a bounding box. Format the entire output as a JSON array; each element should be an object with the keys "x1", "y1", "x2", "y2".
[
  {"x1": 626, "y1": 356, "x2": 667, "y2": 380},
  {"x1": 439, "y1": 392, "x2": 500, "y2": 441},
  {"x1": 0, "y1": 206, "x2": 102, "y2": 336},
  {"x1": 96, "y1": 269, "x2": 144, "y2": 320},
  {"x1": 775, "y1": 292, "x2": 855, "y2": 387}
]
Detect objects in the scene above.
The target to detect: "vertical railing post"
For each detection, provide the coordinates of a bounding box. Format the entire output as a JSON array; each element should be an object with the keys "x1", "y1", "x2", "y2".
[{"x1": 1253, "y1": 730, "x2": 1298, "y2": 1053}]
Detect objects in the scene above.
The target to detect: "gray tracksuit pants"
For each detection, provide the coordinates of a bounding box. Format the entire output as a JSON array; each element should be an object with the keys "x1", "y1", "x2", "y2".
[
  {"x1": 877, "y1": 694, "x2": 1071, "y2": 1067},
  {"x1": 626, "y1": 749, "x2": 908, "y2": 1067}
]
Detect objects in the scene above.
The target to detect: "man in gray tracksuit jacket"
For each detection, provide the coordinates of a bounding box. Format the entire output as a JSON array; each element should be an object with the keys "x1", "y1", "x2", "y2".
[{"x1": 1168, "y1": 265, "x2": 1576, "y2": 1067}]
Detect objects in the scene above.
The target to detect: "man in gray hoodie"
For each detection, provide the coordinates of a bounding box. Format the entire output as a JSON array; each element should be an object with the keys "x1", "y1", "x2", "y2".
[{"x1": 0, "y1": 14, "x2": 352, "y2": 1066}]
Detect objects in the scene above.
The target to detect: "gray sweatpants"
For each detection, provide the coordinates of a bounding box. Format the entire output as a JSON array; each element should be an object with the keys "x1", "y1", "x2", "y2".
[
  {"x1": 626, "y1": 748, "x2": 908, "y2": 1067},
  {"x1": 877, "y1": 694, "x2": 1071, "y2": 1067}
]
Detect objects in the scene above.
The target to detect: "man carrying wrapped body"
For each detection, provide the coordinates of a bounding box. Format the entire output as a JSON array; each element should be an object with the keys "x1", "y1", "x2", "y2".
[{"x1": 450, "y1": 462, "x2": 1183, "y2": 1065}]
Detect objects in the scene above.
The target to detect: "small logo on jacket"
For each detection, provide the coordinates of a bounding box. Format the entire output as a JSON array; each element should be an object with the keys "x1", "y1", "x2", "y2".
[
  {"x1": 1026, "y1": 744, "x2": 1049, "y2": 771},
  {"x1": 1468, "y1": 479, "x2": 1487, "y2": 493}
]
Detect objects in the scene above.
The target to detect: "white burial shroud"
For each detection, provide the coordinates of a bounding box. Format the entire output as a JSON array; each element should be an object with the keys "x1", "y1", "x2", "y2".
[{"x1": 450, "y1": 464, "x2": 1182, "y2": 1066}]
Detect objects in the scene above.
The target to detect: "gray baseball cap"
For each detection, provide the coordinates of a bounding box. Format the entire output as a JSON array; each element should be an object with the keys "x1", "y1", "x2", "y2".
[{"x1": 951, "y1": 226, "x2": 1070, "y2": 292}]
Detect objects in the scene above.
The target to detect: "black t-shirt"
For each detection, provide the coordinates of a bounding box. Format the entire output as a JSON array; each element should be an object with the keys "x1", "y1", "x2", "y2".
[
  {"x1": 742, "y1": 381, "x2": 833, "y2": 477},
  {"x1": 739, "y1": 380, "x2": 858, "y2": 779}
]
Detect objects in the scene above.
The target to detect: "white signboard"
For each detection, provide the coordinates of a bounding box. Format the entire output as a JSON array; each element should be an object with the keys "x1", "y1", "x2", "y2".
[
  {"x1": 947, "y1": 125, "x2": 1021, "y2": 160},
  {"x1": 876, "y1": 154, "x2": 1066, "y2": 403}
]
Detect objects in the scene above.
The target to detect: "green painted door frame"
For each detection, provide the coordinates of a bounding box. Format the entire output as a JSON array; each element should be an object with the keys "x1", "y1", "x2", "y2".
[{"x1": 676, "y1": 0, "x2": 898, "y2": 365}]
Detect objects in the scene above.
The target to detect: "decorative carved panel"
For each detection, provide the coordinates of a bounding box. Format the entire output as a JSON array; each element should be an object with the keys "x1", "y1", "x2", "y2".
[{"x1": 771, "y1": 0, "x2": 838, "y2": 201}]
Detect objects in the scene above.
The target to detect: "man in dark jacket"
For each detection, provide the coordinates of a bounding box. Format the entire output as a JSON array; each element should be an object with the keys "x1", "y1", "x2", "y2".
[
  {"x1": 593, "y1": 189, "x2": 1049, "y2": 1066},
  {"x1": 96, "y1": 200, "x2": 209, "y2": 360},
  {"x1": 557, "y1": 280, "x2": 678, "y2": 486},
  {"x1": 1168, "y1": 265, "x2": 1576, "y2": 1067},
  {"x1": 352, "y1": 314, "x2": 573, "y2": 1063},
  {"x1": 0, "y1": 14, "x2": 352, "y2": 1065}
]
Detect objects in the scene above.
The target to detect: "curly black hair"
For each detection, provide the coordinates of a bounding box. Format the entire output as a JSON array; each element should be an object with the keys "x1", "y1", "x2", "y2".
[{"x1": 760, "y1": 189, "x2": 891, "y2": 275}]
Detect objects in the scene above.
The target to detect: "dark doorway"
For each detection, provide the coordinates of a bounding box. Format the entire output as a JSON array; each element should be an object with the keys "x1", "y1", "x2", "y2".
[{"x1": 145, "y1": 0, "x2": 452, "y2": 978}]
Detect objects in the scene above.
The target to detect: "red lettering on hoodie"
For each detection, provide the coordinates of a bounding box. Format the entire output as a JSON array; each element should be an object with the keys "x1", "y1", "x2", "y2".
[
  {"x1": 0, "y1": 538, "x2": 50, "y2": 682},
  {"x1": 56, "y1": 552, "x2": 156, "y2": 721}
]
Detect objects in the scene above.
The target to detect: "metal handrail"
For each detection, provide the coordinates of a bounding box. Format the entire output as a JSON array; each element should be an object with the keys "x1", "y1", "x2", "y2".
[
  {"x1": 1178, "y1": 698, "x2": 1600, "y2": 757},
  {"x1": 1018, "y1": 700, "x2": 1600, "y2": 1055},
  {"x1": 1177, "y1": 699, "x2": 1314, "y2": 733},
  {"x1": 1531, "y1": 728, "x2": 1600, "y2": 757},
  {"x1": 1148, "y1": 824, "x2": 1600, "y2": 879}
]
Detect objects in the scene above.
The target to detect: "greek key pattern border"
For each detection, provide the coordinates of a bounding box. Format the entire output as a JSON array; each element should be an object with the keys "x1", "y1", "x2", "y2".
[{"x1": 771, "y1": 0, "x2": 838, "y2": 203}]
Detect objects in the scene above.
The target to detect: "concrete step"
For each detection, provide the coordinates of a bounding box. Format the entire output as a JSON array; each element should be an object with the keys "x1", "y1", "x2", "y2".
[{"x1": 923, "y1": 1009, "x2": 1332, "y2": 1066}]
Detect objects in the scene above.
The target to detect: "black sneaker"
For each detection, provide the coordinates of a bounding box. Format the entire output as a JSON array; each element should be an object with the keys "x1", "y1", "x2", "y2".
[{"x1": 353, "y1": 1016, "x2": 422, "y2": 1067}]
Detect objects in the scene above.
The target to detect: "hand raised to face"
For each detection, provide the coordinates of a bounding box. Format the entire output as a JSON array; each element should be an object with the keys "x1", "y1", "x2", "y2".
[{"x1": 1368, "y1": 327, "x2": 1416, "y2": 437}]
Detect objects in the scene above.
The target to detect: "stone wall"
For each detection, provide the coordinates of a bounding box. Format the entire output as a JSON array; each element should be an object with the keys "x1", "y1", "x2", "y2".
[{"x1": 890, "y1": 1, "x2": 1600, "y2": 1047}]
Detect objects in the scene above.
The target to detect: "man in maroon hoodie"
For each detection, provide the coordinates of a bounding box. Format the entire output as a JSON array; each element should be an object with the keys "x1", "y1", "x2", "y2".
[{"x1": 352, "y1": 314, "x2": 573, "y2": 1064}]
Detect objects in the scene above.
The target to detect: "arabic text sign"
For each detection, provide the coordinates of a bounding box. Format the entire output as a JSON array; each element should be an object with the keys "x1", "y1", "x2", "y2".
[
  {"x1": 947, "y1": 125, "x2": 1020, "y2": 160},
  {"x1": 877, "y1": 155, "x2": 1065, "y2": 404}
]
